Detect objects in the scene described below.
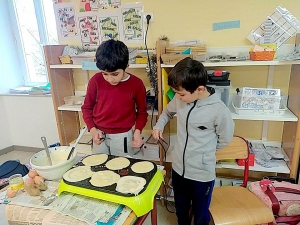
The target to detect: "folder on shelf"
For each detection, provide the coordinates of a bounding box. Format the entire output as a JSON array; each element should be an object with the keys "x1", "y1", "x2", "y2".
[{"x1": 162, "y1": 68, "x2": 170, "y2": 108}]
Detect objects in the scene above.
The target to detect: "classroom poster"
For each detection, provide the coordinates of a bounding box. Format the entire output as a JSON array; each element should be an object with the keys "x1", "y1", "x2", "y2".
[
  {"x1": 120, "y1": 3, "x2": 144, "y2": 43},
  {"x1": 247, "y1": 6, "x2": 300, "y2": 48},
  {"x1": 77, "y1": 13, "x2": 100, "y2": 48},
  {"x1": 54, "y1": 3, "x2": 78, "y2": 39},
  {"x1": 98, "y1": 11, "x2": 123, "y2": 42}
]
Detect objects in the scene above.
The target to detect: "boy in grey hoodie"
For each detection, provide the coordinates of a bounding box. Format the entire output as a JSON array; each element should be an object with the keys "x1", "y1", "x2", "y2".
[{"x1": 152, "y1": 57, "x2": 234, "y2": 225}]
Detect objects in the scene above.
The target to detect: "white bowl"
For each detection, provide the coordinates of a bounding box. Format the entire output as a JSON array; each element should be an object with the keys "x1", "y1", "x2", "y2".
[{"x1": 30, "y1": 146, "x2": 77, "y2": 180}]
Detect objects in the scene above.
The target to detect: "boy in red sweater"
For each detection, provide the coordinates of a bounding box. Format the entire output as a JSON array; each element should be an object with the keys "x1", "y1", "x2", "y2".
[{"x1": 81, "y1": 40, "x2": 148, "y2": 156}]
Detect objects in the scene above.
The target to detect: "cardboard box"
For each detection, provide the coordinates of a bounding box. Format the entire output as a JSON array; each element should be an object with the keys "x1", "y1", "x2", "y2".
[{"x1": 161, "y1": 54, "x2": 191, "y2": 65}]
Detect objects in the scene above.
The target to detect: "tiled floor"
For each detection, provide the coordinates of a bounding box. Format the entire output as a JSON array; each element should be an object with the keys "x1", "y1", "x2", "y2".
[{"x1": 0, "y1": 150, "x2": 178, "y2": 225}]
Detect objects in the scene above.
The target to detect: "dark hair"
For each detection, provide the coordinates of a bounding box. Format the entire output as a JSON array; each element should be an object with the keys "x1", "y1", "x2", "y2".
[
  {"x1": 95, "y1": 39, "x2": 129, "y2": 71},
  {"x1": 168, "y1": 57, "x2": 207, "y2": 93}
]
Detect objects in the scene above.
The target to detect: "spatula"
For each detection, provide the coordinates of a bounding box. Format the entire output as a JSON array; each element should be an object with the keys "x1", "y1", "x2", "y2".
[
  {"x1": 41, "y1": 136, "x2": 52, "y2": 166},
  {"x1": 67, "y1": 126, "x2": 87, "y2": 160}
]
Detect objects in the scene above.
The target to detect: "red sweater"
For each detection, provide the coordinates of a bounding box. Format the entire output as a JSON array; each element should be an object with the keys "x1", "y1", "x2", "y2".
[{"x1": 81, "y1": 72, "x2": 148, "y2": 134}]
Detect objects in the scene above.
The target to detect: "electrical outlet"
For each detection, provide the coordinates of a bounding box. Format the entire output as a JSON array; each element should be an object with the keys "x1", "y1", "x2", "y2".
[{"x1": 143, "y1": 12, "x2": 154, "y2": 23}]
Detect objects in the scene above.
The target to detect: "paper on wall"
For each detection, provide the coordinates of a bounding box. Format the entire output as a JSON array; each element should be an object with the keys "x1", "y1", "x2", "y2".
[
  {"x1": 98, "y1": 10, "x2": 124, "y2": 43},
  {"x1": 54, "y1": 3, "x2": 79, "y2": 39},
  {"x1": 120, "y1": 3, "x2": 144, "y2": 43},
  {"x1": 247, "y1": 6, "x2": 300, "y2": 49},
  {"x1": 77, "y1": 12, "x2": 100, "y2": 48}
]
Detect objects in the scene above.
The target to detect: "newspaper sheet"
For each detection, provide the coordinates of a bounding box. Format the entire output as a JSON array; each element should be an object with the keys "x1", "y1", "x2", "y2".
[
  {"x1": 5, "y1": 204, "x2": 133, "y2": 225},
  {"x1": 7, "y1": 181, "x2": 60, "y2": 209},
  {"x1": 5, "y1": 204, "x2": 87, "y2": 225},
  {"x1": 4, "y1": 180, "x2": 132, "y2": 224}
]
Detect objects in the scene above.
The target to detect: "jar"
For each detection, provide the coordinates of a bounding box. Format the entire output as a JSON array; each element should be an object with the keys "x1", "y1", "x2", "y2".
[{"x1": 9, "y1": 174, "x2": 24, "y2": 190}]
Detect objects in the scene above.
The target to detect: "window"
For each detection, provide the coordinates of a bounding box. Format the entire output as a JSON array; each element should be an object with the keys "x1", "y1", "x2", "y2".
[{"x1": 9, "y1": 0, "x2": 58, "y2": 85}]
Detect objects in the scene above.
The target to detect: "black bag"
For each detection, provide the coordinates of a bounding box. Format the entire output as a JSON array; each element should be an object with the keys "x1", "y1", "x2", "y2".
[{"x1": 0, "y1": 160, "x2": 29, "y2": 179}]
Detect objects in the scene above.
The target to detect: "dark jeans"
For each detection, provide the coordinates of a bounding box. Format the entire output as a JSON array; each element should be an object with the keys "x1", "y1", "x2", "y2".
[{"x1": 172, "y1": 169, "x2": 215, "y2": 225}]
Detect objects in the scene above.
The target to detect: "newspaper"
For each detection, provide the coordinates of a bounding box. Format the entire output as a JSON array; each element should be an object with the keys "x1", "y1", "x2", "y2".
[
  {"x1": 4, "y1": 180, "x2": 132, "y2": 224},
  {"x1": 8, "y1": 180, "x2": 59, "y2": 209},
  {"x1": 5, "y1": 204, "x2": 133, "y2": 225}
]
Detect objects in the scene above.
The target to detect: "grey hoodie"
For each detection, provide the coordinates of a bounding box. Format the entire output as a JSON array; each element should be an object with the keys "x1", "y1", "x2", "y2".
[{"x1": 153, "y1": 89, "x2": 234, "y2": 182}]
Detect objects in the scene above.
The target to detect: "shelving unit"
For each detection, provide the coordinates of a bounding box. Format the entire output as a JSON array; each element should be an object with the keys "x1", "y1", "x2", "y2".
[
  {"x1": 44, "y1": 45, "x2": 157, "y2": 147},
  {"x1": 161, "y1": 60, "x2": 300, "y2": 68},
  {"x1": 58, "y1": 103, "x2": 158, "y2": 115},
  {"x1": 50, "y1": 63, "x2": 148, "y2": 69},
  {"x1": 156, "y1": 39, "x2": 300, "y2": 179}
]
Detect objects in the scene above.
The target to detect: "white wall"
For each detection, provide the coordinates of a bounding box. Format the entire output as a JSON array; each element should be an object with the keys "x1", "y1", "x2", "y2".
[
  {"x1": 0, "y1": 97, "x2": 12, "y2": 149},
  {"x1": 2, "y1": 96, "x2": 59, "y2": 148}
]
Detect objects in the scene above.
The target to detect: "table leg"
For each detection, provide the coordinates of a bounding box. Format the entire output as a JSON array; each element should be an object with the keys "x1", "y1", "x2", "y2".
[
  {"x1": 151, "y1": 199, "x2": 157, "y2": 225},
  {"x1": 135, "y1": 199, "x2": 157, "y2": 225}
]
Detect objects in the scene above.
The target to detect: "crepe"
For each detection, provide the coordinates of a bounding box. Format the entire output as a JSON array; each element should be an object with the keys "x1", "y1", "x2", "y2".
[
  {"x1": 82, "y1": 154, "x2": 108, "y2": 166},
  {"x1": 116, "y1": 176, "x2": 146, "y2": 195},
  {"x1": 105, "y1": 157, "x2": 130, "y2": 170},
  {"x1": 90, "y1": 170, "x2": 120, "y2": 187},
  {"x1": 131, "y1": 161, "x2": 154, "y2": 173},
  {"x1": 63, "y1": 166, "x2": 94, "y2": 182}
]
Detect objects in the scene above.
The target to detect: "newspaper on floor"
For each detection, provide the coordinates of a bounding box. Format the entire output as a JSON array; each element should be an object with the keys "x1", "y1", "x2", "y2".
[
  {"x1": 5, "y1": 204, "x2": 133, "y2": 225},
  {"x1": 4, "y1": 180, "x2": 132, "y2": 224}
]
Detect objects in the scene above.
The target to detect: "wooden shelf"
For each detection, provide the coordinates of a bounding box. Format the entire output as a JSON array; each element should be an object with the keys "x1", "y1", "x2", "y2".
[
  {"x1": 171, "y1": 96, "x2": 298, "y2": 122},
  {"x1": 228, "y1": 100, "x2": 298, "y2": 122},
  {"x1": 50, "y1": 63, "x2": 148, "y2": 69},
  {"x1": 162, "y1": 60, "x2": 300, "y2": 68},
  {"x1": 58, "y1": 104, "x2": 158, "y2": 115},
  {"x1": 173, "y1": 106, "x2": 298, "y2": 122},
  {"x1": 164, "y1": 139, "x2": 290, "y2": 174},
  {"x1": 49, "y1": 64, "x2": 83, "y2": 69},
  {"x1": 216, "y1": 160, "x2": 290, "y2": 174}
]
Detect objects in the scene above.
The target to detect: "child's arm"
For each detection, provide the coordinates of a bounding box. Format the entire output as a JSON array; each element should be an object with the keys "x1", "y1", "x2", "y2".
[
  {"x1": 132, "y1": 82, "x2": 148, "y2": 148},
  {"x1": 152, "y1": 97, "x2": 177, "y2": 140},
  {"x1": 81, "y1": 77, "x2": 97, "y2": 131},
  {"x1": 215, "y1": 108, "x2": 235, "y2": 150},
  {"x1": 134, "y1": 81, "x2": 148, "y2": 132}
]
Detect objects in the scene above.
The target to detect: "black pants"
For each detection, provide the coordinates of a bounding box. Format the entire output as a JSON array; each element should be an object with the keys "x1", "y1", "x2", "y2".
[{"x1": 172, "y1": 169, "x2": 215, "y2": 225}]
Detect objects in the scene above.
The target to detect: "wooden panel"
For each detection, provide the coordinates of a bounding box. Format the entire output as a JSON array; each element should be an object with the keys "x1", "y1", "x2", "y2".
[
  {"x1": 282, "y1": 65, "x2": 300, "y2": 178},
  {"x1": 282, "y1": 34, "x2": 300, "y2": 179},
  {"x1": 216, "y1": 136, "x2": 248, "y2": 161},
  {"x1": 44, "y1": 45, "x2": 80, "y2": 145},
  {"x1": 210, "y1": 186, "x2": 274, "y2": 225}
]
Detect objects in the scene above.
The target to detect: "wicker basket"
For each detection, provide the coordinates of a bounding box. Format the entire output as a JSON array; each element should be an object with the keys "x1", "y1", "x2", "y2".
[
  {"x1": 249, "y1": 51, "x2": 275, "y2": 61},
  {"x1": 59, "y1": 55, "x2": 72, "y2": 64}
]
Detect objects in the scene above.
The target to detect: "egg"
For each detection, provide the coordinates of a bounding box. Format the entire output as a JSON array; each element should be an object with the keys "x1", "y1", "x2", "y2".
[
  {"x1": 6, "y1": 188, "x2": 18, "y2": 198},
  {"x1": 33, "y1": 176, "x2": 44, "y2": 184},
  {"x1": 28, "y1": 170, "x2": 39, "y2": 178},
  {"x1": 25, "y1": 177, "x2": 35, "y2": 185}
]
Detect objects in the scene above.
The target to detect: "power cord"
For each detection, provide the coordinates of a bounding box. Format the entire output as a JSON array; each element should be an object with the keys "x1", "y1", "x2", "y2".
[{"x1": 144, "y1": 14, "x2": 174, "y2": 214}]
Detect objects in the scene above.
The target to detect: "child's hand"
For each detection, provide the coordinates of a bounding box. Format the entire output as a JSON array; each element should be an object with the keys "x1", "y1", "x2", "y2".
[
  {"x1": 132, "y1": 129, "x2": 143, "y2": 148},
  {"x1": 152, "y1": 129, "x2": 163, "y2": 140},
  {"x1": 90, "y1": 127, "x2": 104, "y2": 145}
]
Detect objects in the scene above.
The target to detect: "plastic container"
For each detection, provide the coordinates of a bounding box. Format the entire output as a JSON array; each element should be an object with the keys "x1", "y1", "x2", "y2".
[
  {"x1": 207, "y1": 83, "x2": 231, "y2": 106},
  {"x1": 207, "y1": 70, "x2": 230, "y2": 81},
  {"x1": 30, "y1": 146, "x2": 77, "y2": 180},
  {"x1": 232, "y1": 95, "x2": 287, "y2": 115},
  {"x1": 64, "y1": 96, "x2": 85, "y2": 105},
  {"x1": 9, "y1": 174, "x2": 24, "y2": 190}
]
